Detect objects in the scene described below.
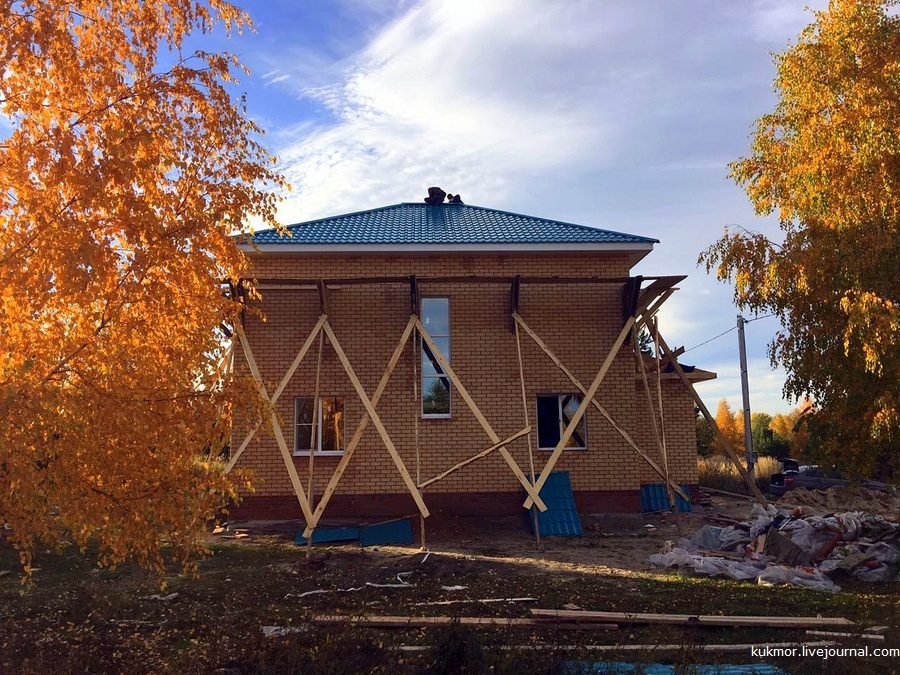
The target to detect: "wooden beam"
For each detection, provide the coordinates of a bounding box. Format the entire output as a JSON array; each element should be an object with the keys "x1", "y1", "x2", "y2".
[
  {"x1": 652, "y1": 329, "x2": 768, "y2": 505},
  {"x1": 524, "y1": 316, "x2": 636, "y2": 509},
  {"x1": 230, "y1": 316, "x2": 328, "y2": 463},
  {"x1": 635, "y1": 331, "x2": 669, "y2": 506},
  {"x1": 418, "y1": 427, "x2": 531, "y2": 489},
  {"x1": 409, "y1": 275, "x2": 418, "y2": 316},
  {"x1": 305, "y1": 315, "x2": 418, "y2": 536},
  {"x1": 311, "y1": 615, "x2": 618, "y2": 630},
  {"x1": 514, "y1": 313, "x2": 689, "y2": 502},
  {"x1": 224, "y1": 421, "x2": 259, "y2": 473},
  {"x1": 530, "y1": 609, "x2": 853, "y2": 628},
  {"x1": 415, "y1": 318, "x2": 548, "y2": 511},
  {"x1": 322, "y1": 320, "x2": 430, "y2": 519},
  {"x1": 270, "y1": 315, "x2": 328, "y2": 403},
  {"x1": 234, "y1": 324, "x2": 313, "y2": 522},
  {"x1": 317, "y1": 280, "x2": 329, "y2": 316}
]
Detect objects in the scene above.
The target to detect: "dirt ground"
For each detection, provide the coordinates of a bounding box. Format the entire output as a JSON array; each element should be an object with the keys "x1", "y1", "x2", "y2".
[
  {"x1": 4, "y1": 488, "x2": 900, "y2": 674},
  {"x1": 219, "y1": 492, "x2": 759, "y2": 577}
]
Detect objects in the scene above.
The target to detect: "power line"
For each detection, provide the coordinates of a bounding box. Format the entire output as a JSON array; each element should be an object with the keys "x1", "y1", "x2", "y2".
[
  {"x1": 683, "y1": 326, "x2": 736, "y2": 354},
  {"x1": 681, "y1": 313, "x2": 777, "y2": 354}
]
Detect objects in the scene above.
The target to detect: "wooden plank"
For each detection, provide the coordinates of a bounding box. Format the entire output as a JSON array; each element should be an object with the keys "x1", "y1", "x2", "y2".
[
  {"x1": 270, "y1": 315, "x2": 328, "y2": 404},
  {"x1": 524, "y1": 316, "x2": 636, "y2": 509},
  {"x1": 515, "y1": 314, "x2": 689, "y2": 502},
  {"x1": 322, "y1": 320, "x2": 430, "y2": 519},
  {"x1": 304, "y1": 315, "x2": 418, "y2": 536},
  {"x1": 530, "y1": 609, "x2": 854, "y2": 628},
  {"x1": 415, "y1": 318, "x2": 547, "y2": 511},
  {"x1": 651, "y1": 329, "x2": 768, "y2": 505},
  {"x1": 224, "y1": 421, "x2": 259, "y2": 473},
  {"x1": 311, "y1": 615, "x2": 618, "y2": 630},
  {"x1": 234, "y1": 324, "x2": 313, "y2": 522},
  {"x1": 227, "y1": 317, "x2": 326, "y2": 471},
  {"x1": 418, "y1": 427, "x2": 531, "y2": 489}
]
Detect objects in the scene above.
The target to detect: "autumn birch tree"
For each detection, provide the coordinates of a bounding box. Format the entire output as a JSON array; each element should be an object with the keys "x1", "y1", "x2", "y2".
[
  {"x1": 0, "y1": 1, "x2": 283, "y2": 573},
  {"x1": 701, "y1": 0, "x2": 900, "y2": 477}
]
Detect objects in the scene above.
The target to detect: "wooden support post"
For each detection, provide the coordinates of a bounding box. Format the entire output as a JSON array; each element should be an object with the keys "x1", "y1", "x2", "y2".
[
  {"x1": 634, "y1": 330, "x2": 671, "y2": 507},
  {"x1": 652, "y1": 320, "x2": 674, "y2": 509},
  {"x1": 307, "y1": 328, "x2": 324, "y2": 559},
  {"x1": 652, "y1": 328, "x2": 768, "y2": 505},
  {"x1": 514, "y1": 319, "x2": 541, "y2": 549},
  {"x1": 514, "y1": 313, "x2": 689, "y2": 503},
  {"x1": 234, "y1": 324, "x2": 314, "y2": 522},
  {"x1": 416, "y1": 318, "x2": 548, "y2": 511},
  {"x1": 524, "y1": 316, "x2": 636, "y2": 509},
  {"x1": 417, "y1": 427, "x2": 532, "y2": 489}
]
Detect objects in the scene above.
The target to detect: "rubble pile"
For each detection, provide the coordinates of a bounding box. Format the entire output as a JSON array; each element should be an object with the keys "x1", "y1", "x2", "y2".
[{"x1": 648, "y1": 503, "x2": 900, "y2": 593}]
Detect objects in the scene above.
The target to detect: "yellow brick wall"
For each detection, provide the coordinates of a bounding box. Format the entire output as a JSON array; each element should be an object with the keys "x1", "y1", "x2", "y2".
[{"x1": 232, "y1": 252, "x2": 700, "y2": 500}]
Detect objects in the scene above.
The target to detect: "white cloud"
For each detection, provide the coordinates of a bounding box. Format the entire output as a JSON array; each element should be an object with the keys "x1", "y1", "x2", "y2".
[{"x1": 251, "y1": 0, "x2": 823, "y2": 413}]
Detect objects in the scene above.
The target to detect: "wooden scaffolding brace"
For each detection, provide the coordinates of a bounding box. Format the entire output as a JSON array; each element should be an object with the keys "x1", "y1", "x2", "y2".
[
  {"x1": 226, "y1": 273, "x2": 765, "y2": 541},
  {"x1": 228, "y1": 305, "x2": 546, "y2": 544}
]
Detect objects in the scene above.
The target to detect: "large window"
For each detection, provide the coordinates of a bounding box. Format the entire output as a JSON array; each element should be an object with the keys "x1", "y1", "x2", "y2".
[
  {"x1": 536, "y1": 394, "x2": 587, "y2": 450},
  {"x1": 421, "y1": 297, "x2": 451, "y2": 417},
  {"x1": 294, "y1": 396, "x2": 344, "y2": 455}
]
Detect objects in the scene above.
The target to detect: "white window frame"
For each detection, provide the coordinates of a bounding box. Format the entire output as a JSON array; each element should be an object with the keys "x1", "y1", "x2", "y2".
[
  {"x1": 536, "y1": 393, "x2": 588, "y2": 451},
  {"x1": 293, "y1": 396, "x2": 344, "y2": 456},
  {"x1": 421, "y1": 296, "x2": 451, "y2": 419}
]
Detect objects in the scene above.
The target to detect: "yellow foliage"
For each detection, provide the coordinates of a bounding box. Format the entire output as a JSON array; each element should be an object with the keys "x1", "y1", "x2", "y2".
[
  {"x1": 700, "y1": 0, "x2": 900, "y2": 474},
  {"x1": 0, "y1": 2, "x2": 283, "y2": 573}
]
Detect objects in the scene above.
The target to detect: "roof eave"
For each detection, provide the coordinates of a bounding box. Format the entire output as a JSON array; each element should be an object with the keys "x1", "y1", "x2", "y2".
[{"x1": 238, "y1": 242, "x2": 656, "y2": 255}]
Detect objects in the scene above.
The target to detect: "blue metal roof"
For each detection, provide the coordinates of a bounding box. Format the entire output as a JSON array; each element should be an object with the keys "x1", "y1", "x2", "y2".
[
  {"x1": 531, "y1": 471, "x2": 583, "y2": 537},
  {"x1": 249, "y1": 203, "x2": 657, "y2": 246}
]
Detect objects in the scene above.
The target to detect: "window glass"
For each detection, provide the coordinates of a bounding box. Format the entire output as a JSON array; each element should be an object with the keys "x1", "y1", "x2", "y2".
[
  {"x1": 295, "y1": 396, "x2": 344, "y2": 454},
  {"x1": 422, "y1": 298, "x2": 450, "y2": 335},
  {"x1": 421, "y1": 298, "x2": 451, "y2": 417},
  {"x1": 421, "y1": 338, "x2": 450, "y2": 376},
  {"x1": 536, "y1": 394, "x2": 587, "y2": 450},
  {"x1": 422, "y1": 376, "x2": 451, "y2": 416}
]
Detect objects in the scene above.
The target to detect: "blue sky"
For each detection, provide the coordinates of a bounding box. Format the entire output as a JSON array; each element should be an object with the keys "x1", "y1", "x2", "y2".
[{"x1": 213, "y1": 0, "x2": 827, "y2": 415}]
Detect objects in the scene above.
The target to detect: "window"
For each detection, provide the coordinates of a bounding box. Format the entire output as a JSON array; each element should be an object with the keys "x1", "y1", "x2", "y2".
[
  {"x1": 294, "y1": 396, "x2": 344, "y2": 455},
  {"x1": 536, "y1": 394, "x2": 587, "y2": 450},
  {"x1": 421, "y1": 297, "x2": 451, "y2": 417}
]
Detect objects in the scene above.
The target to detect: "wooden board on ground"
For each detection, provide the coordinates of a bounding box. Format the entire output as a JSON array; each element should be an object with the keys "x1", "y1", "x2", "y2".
[
  {"x1": 311, "y1": 615, "x2": 618, "y2": 630},
  {"x1": 530, "y1": 609, "x2": 854, "y2": 628}
]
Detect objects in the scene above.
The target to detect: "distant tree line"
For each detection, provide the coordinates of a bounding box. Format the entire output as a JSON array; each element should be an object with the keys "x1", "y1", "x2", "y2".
[{"x1": 697, "y1": 399, "x2": 810, "y2": 461}]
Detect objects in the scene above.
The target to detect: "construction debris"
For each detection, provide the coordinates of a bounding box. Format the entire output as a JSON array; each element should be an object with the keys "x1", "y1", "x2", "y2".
[{"x1": 649, "y1": 502, "x2": 900, "y2": 592}]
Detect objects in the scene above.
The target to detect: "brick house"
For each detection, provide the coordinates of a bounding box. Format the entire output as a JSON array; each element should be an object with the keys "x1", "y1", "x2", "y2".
[{"x1": 228, "y1": 190, "x2": 712, "y2": 525}]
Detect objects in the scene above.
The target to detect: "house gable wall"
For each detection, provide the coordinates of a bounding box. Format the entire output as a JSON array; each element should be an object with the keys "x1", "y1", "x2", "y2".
[{"x1": 232, "y1": 252, "x2": 699, "y2": 517}]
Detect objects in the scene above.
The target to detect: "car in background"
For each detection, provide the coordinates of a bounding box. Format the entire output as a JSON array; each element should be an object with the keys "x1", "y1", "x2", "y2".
[{"x1": 769, "y1": 457, "x2": 893, "y2": 498}]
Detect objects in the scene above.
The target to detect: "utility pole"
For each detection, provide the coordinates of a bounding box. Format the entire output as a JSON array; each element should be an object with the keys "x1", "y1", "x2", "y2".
[{"x1": 737, "y1": 315, "x2": 755, "y2": 480}]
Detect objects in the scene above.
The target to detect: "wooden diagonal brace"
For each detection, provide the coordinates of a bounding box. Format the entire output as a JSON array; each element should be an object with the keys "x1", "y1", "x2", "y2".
[
  {"x1": 226, "y1": 316, "x2": 327, "y2": 472},
  {"x1": 322, "y1": 320, "x2": 430, "y2": 519},
  {"x1": 416, "y1": 318, "x2": 548, "y2": 511},
  {"x1": 524, "y1": 316, "x2": 636, "y2": 509},
  {"x1": 514, "y1": 313, "x2": 689, "y2": 503},
  {"x1": 418, "y1": 426, "x2": 531, "y2": 489},
  {"x1": 234, "y1": 324, "x2": 314, "y2": 522},
  {"x1": 304, "y1": 315, "x2": 418, "y2": 536},
  {"x1": 652, "y1": 329, "x2": 768, "y2": 505}
]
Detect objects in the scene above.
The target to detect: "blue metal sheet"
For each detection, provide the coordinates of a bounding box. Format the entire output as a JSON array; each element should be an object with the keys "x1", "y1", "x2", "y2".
[
  {"x1": 581, "y1": 662, "x2": 784, "y2": 674},
  {"x1": 640, "y1": 483, "x2": 692, "y2": 513},
  {"x1": 294, "y1": 526, "x2": 359, "y2": 546},
  {"x1": 531, "y1": 471, "x2": 583, "y2": 537},
  {"x1": 249, "y1": 203, "x2": 657, "y2": 246},
  {"x1": 359, "y1": 518, "x2": 414, "y2": 547}
]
